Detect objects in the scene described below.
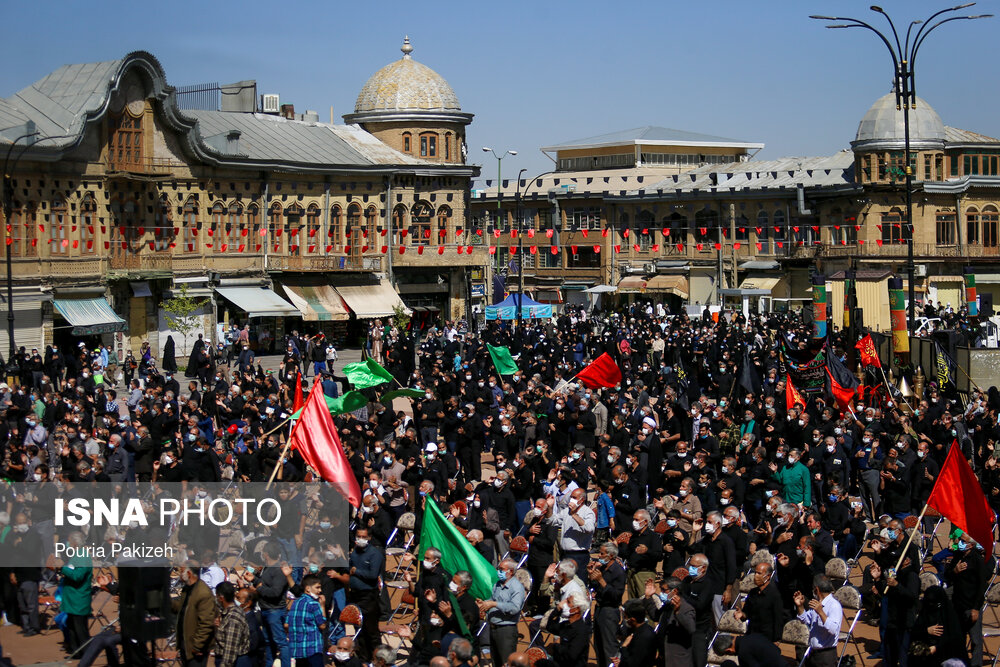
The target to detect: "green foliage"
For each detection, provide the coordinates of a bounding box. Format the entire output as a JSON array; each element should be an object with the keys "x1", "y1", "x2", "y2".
[
  {"x1": 392, "y1": 304, "x2": 410, "y2": 332},
  {"x1": 160, "y1": 284, "x2": 209, "y2": 351}
]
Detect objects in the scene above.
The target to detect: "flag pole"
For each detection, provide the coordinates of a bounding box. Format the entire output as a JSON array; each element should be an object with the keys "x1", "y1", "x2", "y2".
[
  {"x1": 883, "y1": 502, "x2": 929, "y2": 594},
  {"x1": 876, "y1": 364, "x2": 915, "y2": 414},
  {"x1": 266, "y1": 381, "x2": 315, "y2": 490}
]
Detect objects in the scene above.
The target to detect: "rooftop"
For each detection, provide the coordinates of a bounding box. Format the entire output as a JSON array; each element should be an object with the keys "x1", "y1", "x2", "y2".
[{"x1": 541, "y1": 125, "x2": 764, "y2": 152}]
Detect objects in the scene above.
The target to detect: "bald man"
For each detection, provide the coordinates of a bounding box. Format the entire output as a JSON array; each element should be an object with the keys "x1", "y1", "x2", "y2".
[
  {"x1": 331, "y1": 637, "x2": 361, "y2": 667},
  {"x1": 507, "y1": 652, "x2": 529, "y2": 667}
]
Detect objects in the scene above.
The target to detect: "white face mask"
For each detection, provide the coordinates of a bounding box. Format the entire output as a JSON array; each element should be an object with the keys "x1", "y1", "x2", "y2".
[
  {"x1": 560, "y1": 605, "x2": 571, "y2": 620},
  {"x1": 430, "y1": 616, "x2": 443, "y2": 626},
  {"x1": 448, "y1": 581, "x2": 460, "y2": 594},
  {"x1": 334, "y1": 652, "x2": 352, "y2": 662},
  {"x1": 632, "y1": 519, "x2": 643, "y2": 531},
  {"x1": 704, "y1": 522, "x2": 716, "y2": 535},
  {"x1": 355, "y1": 538, "x2": 369, "y2": 548},
  {"x1": 423, "y1": 559, "x2": 435, "y2": 570}
]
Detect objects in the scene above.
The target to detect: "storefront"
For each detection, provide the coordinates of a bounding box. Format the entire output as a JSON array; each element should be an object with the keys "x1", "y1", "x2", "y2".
[
  {"x1": 52, "y1": 292, "x2": 128, "y2": 349},
  {"x1": 278, "y1": 282, "x2": 351, "y2": 347},
  {"x1": 0, "y1": 286, "x2": 50, "y2": 353},
  {"x1": 214, "y1": 284, "x2": 298, "y2": 354}
]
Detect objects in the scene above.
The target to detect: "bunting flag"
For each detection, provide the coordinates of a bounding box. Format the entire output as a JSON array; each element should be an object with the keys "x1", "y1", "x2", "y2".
[
  {"x1": 288, "y1": 381, "x2": 362, "y2": 507},
  {"x1": 786, "y1": 374, "x2": 806, "y2": 409}
]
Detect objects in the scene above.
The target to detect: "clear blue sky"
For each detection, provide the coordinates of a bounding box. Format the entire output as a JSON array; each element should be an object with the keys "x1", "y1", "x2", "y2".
[{"x1": 1, "y1": 0, "x2": 996, "y2": 180}]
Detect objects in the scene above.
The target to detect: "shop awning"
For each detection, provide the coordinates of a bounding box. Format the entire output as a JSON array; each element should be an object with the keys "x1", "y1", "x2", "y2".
[
  {"x1": 617, "y1": 276, "x2": 648, "y2": 293},
  {"x1": 584, "y1": 284, "x2": 617, "y2": 294},
  {"x1": 927, "y1": 275, "x2": 963, "y2": 284},
  {"x1": 53, "y1": 297, "x2": 127, "y2": 335},
  {"x1": 280, "y1": 284, "x2": 350, "y2": 321},
  {"x1": 215, "y1": 286, "x2": 298, "y2": 318},
  {"x1": 130, "y1": 281, "x2": 152, "y2": 298},
  {"x1": 739, "y1": 276, "x2": 782, "y2": 292},
  {"x1": 335, "y1": 281, "x2": 411, "y2": 318},
  {"x1": 645, "y1": 275, "x2": 689, "y2": 299},
  {"x1": 533, "y1": 289, "x2": 562, "y2": 304}
]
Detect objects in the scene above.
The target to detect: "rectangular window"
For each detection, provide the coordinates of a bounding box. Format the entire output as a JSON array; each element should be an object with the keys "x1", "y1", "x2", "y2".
[
  {"x1": 935, "y1": 154, "x2": 943, "y2": 181},
  {"x1": 968, "y1": 212, "x2": 980, "y2": 244},
  {"x1": 877, "y1": 154, "x2": 887, "y2": 180},
  {"x1": 420, "y1": 136, "x2": 427, "y2": 157},
  {"x1": 950, "y1": 155, "x2": 959, "y2": 177},
  {"x1": 542, "y1": 247, "x2": 561, "y2": 268},
  {"x1": 428, "y1": 135, "x2": 436, "y2": 157},
  {"x1": 445, "y1": 135, "x2": 450, "y2": 160},
  {"x1": 403, "y1": 135, "x2": 411, "y2": 152},
  {"x1": 568, "y1": 247, "x2": 600, "y2": 268},
  {"x1": 936, "y1": 211, "x2": 956, "y2": 246},
  {"x1": 923, "y1": 154, "x2": 932, "y2": 181}
]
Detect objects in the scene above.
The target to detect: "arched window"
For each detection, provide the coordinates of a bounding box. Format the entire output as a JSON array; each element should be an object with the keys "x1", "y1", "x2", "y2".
[
  {"x1": 445, "y1": 133, "x2": 452, "y2": 161},
  {"x1": 419, "y1": 132, "x2": 438, "y2": 158},
  {"x1": 226, "y1": 203, "x2": 243, "y2": 252},
  {"x1": 773, "y1": 209, "x2": 786, "y2": 242},
  {"x1": 285, "y1": 204, "x2": 303, "y2": 255},
  {"x1": 402, "y1": 132, "x2": 412, "y2": 154},
  {"x1": 247, "y1": 204, "x2": 261, "y2": 252},
  {"x1": 411, "y1": 202, "x2": 433, "y2": 245},
  {"x1": 330, "y1": 205, "x2": 342, "y2": 251},
  {"x1": 108, "y1": 111, "x2": 144, "y2": 172},
  {"x1": 365, "y1": 205, "x2": 378, "y2": 243},
  {"x1": 735, "y1": 214, "x2": 749, "y2": 242},
  {"x1": 881, "y1": 207, "x2": 906, "y2": 245},
  {"x1": 437, "y1": 206, "x2": 452, "y2": 244},
  {"x1": 393, "y1": 205, "x2": 407, "y2": 245},
  {"x1": 636, "y1": 210, "x2": 655, "y2": 250},
  {"x1": 347, "y1": 203, "x2": 363, "y2": 262},
  {"x1": 966, "y1": 207, "x2": 980, "y2": 245},
  {"x1": 156, "y1": 195, "x2": 174, "y2": 251},
  {"x1": 183, "y1": 198, "x2": 200, "y2": 252},
  {"x1": 756, "y1": 210, "x2": 769, "y2": 237},
  {"x1": 665, "y1": 212, "x2": 687, "y2": 245},
  {"x1": 268, "y1": 202, "x2": 283, "y2": 252},
  {"x1": 984, "y1": 205, "x2": 999, "y2": 249},
  {"x1": 80, "y1": 195, "x2": 97, "y2": 255},
  {"x1": 50, "y1": 199, "x2": 68, "y2": 255},
  {"x1": 306, "y1": 204, "x2": 321, "y2": 253},
  {"x1": 694, "y1": 208, "x2": 717, "y2": 244},
  {"x1": 211, "y1": 203, "x2": 226, "y2": 253}
]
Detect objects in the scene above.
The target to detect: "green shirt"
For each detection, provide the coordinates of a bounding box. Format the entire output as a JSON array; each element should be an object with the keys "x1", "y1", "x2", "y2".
[
  {"x1": 59, "y1": 556, "x2": 93, "y2": 616},
  {"x1": 772, "y1": 460, "x2": 811, "y2": 505}
]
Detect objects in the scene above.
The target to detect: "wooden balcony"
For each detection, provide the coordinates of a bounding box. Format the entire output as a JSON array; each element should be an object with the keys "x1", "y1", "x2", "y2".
[{"x1": 265, "y1": 255, "x2": 383, "y2": 272}]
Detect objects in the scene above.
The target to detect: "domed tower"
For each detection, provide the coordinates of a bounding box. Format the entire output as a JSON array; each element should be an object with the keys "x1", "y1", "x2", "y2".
[
  {"x1": 851, "y1": 91, "x2": 946, "y2": 184},
  {"x1": 344, "y1": 37, "x2": 473, "y2": 165}
]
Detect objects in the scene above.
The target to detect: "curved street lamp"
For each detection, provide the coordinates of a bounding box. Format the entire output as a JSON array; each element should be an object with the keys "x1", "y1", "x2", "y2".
[
  {"x1": 810, "y1": 4, "x2": 992, "y2": 331},
  {"x1": 482, "y1": 147, "x2": 517, "y2": 309}
]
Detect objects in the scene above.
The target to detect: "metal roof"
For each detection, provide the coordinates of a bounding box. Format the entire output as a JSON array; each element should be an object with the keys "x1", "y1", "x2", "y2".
[
  {"x1": 944, "y1": 126, "x2": 1000, "y2": 145},
  {"x1": 626, "y1": 151, "x2": 856, "y2": 197},
  {"x1": 542, "y1": 125, "x2": 763, "y2": 151}
]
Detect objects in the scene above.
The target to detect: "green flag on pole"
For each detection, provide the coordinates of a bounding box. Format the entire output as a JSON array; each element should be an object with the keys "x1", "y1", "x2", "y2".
[
  {"x1": 290, "y1": 390, "x2": 368, "y2": 420},
  {"x1": 342, "y1": 358, "x2": 395, "y2": 389},
  {"x1": 380, "y1": 388, "x2": 425, "y2": 404},
  {"x1": 487, "y1": 344, "x2": 518, "y2": 376},
  {"x1": 420, "y1": 499, "x2": 498, "y2": 602}
]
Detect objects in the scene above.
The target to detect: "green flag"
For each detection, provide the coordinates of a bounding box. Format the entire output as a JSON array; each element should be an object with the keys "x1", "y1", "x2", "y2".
[
  {"x1": 342, "y1": 358, "x2": 395, "y2": 389},
  {"x1": 420, "y1": 499, "x2": 498, "y2": 601},
  {"x1": 291, "y1": 391, "x2": 368, "y2": 420},
  {"x1": 380, "y1": 388, "x2": 425, "y2": 404},
  {"x1": 487, "y1": 344, "x2": 518, "y2": 376}
]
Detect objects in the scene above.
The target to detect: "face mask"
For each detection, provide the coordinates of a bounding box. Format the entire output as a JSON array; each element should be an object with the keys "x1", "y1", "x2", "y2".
[
  {"x1": 677, "y1": 452, "x2": 687, "y2": 459},
  {"x1": 826, "y1": 445, "x2": 836, "y2": 453},
  {"x1": 426, "y1": 453, "x2": 436, "y2": 461},
  {"x1": 448, "y1": 581, "x2": 460, "y2": 594},
  {"x1": 164, "y1": 456, "x2": 174, "y2": 465},
  {"x1": 776, "y1": 452, "x2": 785, "y2": 459},
  {"x1": 423, "y1": 559, "x2": 435, "y2": 570},
  {"x1": 667, "y1": 519, "x2": 677, "y2": 527},
  {"x1": 246, "y1": 566, "x2": 255, "y2": 575},
  {"x1": 320, "y1": 521, "x2": 331, "y2": 530},
  {"x1": 501, "y1": 425, "x2": 510, "y2": 433},
  {"x1": 777, "y1": 516, "x2": 787, "y2": 526},
  {"x1": 956, "y1": 540, "x2": 968, "y2": 551},
  {"x1": 917, "y1": 450, "x2": 926, "y2": 459},
  {"x1": 308, "y1": 564, "x2": 320, "y2": 574},
  {"x1": 14, "y1": 524, "x2": 29, "y2": 533},
  {"x1": 720, "y1": 497, "x2": 730, "y2": 506},
  {"x1": 334, "y1": 652, "x2": 352, "y2": 662},
  {"x1": 355, "y1": 538, "x2": 369, "y2": 549},
  {"x1": 658, "y1": 592, "x2": 670, "y2": 604},
  {"x1": 678, "y1": 489, "x2": 688, "y2": 497},
  {"x1": 887, "y1": 529, "x2": 898, "y2": 541},
  {"x1": 687, "y1": 565, "x2": 700, "y2": 578},
  {"x1": 828, "y1": 494, "x2": 838, "y2": 503},
  {"x1": 632, "y1": 519, "x2": 643, "y2": 532},
  {"x1": 473, "y1": 500, "x2": 481, "y2": 508},
  {"x1": 863, "y1": 437, "x2": 872, "y2": 444},
  {"x1": 560, "y1": 606, "x2": 571, "y2": 620},
  {"x1": 704, "y1": 522, "x2": 716, "y2": 535},
  {"x1": 497, "y1": 569, "x2": 508, "y2": 582},
  {"x1": 430, "y1": 616, "x2": 443, "y2": 626},
  {"x1": 796, "y1": 548, "x2": 805, "y2": 558}
]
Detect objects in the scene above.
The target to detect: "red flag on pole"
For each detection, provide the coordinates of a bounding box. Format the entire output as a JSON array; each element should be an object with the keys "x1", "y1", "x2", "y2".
[
  {"x1": 576, "y1": 353, "x2": 622, "y2": 389},
  {"x1": 293, "y1": 372, "x2": 304, "y2": 414},
  {"x1": 825, "y1": 367, "x2": 857, "y2": 414},
  {"x1": 289, "y1": 381, "x2": 362, "y2": 507},
  {"x1": 785, "y1": 374, "x2": 805, "y2": 409},
  {"x1": 856, "y1": 335, "x2": 881, "y2": 368},
  {"x1": 927, "y1": 442, "x2": 995, "y2": 553}
]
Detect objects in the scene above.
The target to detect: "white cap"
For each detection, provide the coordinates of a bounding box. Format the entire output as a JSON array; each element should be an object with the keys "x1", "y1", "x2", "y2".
[
  {"x1": 425, "y1": 443, "x2": 437, "y2": 452},
  {"x1": 643, "y1": 417, "x2": 657, "y2": 429}
]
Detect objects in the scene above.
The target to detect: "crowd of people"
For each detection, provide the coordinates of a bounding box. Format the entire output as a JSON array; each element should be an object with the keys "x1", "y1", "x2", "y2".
[{"x1": 0, "y1": 301, "x2": 998, "y2": 667}]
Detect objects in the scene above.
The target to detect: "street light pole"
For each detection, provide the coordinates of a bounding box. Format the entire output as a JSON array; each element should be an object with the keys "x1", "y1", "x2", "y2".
[
  {"x1": 811, "y1": 4, "x2": 991, "y2": 332},
  {"x1": 514, "y1": 168, "x2": 527, "y2": 330},
  {"x1": 482, "y1": 147, "x2": 517, "y2": 310}
]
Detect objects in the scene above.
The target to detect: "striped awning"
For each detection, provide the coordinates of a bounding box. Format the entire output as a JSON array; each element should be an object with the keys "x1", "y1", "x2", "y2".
[
  {"x1": 281, "y1": 284, "x2": 350, "y2": 321},
  {"x1": 645, "y1": 275, "x2": 689, "y2": 299},
  {"x1": 335, "y1": 281, "x2": 411, "y2": 318},
  {"x1": 53, "y1": 297, "x2": 127, "y2": 335}
]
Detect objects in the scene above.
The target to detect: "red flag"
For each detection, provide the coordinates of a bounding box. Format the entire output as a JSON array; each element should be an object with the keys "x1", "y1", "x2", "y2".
[
  {"x1": 290, "y1": 381, "x2": 362, "y2": 507},
  {"x1": 825, "y1": 367, "x2": 857, "y2": 413},
  {"x1": 927, "y1": 443, "x2": 995, "y2": 553},
  {"x1": 855, "y1": 335, "x2": 881, "y2": 368},
  {"x1": 785, "y1": 374, "x2": 805, "y2": 409},
  {"x1": 577, "y1": 353, "x2": 622, "y2": 389},
  {"x1": 293, "y1": 373, "x2": 305, "y2": 414}
]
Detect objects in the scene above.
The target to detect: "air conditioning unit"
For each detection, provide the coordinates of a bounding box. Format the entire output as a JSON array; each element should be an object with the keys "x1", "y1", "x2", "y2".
[
  {"x1": 261, "y1": 94, "x2": 280, "y2": 114},
  {"x1": 644, "y1": 263, "x2": 656, "y2": 273},
  {"x1": 914, "y1": 264, "x2": 927, "y2": 277}
]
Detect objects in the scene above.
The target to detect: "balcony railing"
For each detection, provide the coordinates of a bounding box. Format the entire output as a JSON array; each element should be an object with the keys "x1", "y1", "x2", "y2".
[
  {"x1": 819, "y1": 243, "x2": 1000, "y2": 258},
  {"x1": 265, "y1": 255, "x2": 383, "y2": 272}
]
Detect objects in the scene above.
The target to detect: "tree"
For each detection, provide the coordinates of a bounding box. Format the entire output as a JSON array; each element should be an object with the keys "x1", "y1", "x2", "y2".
[
  {"x1": 160, "y1": 284, "x2": 209, "y2": 355},
  {"x1": 391, "y1": 304, "x2": 410, "y2": 333}
]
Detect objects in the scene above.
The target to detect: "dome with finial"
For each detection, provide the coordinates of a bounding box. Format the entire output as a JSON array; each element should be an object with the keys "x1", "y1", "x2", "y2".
[
  {"x1": 852, "y1": 91, "x2": 946, "y2": 152},
  {"x1": 352, "y1": 37, "x2": 462, "y2": 114}
]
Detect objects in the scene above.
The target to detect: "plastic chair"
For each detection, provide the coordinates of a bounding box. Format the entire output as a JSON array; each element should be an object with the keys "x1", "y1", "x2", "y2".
[
  {"x1": 337, "y1": 604, "x2": 363, "y2": 641},
  {"x1": 834, "y1": 585, "x2": 864, "y2": 667},
  {"x1": 507, "y1": 535, "x2": 530, "y2": 569}
]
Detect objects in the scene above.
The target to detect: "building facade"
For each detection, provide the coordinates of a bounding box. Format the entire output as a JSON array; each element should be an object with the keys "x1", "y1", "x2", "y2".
[
  {"x1": 0, "y1": 42, "x2": 482, "y2": 359},
  {"x1": 470, "y1": 96, "x2": 1000, "y2": 328}
]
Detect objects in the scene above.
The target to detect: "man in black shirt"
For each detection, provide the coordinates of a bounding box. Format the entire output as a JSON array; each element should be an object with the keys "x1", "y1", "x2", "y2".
[
  {"x1": 588, "y1": 541, "x2": 626, "y2": 667},
  {"x1": 736, "y1": 561, "x2": 784, "y2": 642},
  {"x1": 543, "y1": 591, "x2": 590, "y2": 667}
]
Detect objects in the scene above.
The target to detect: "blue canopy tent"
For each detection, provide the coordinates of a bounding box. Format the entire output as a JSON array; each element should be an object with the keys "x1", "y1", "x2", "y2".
[{"x1": 485, "y1": 293, "x2": 553, "y2": 321}]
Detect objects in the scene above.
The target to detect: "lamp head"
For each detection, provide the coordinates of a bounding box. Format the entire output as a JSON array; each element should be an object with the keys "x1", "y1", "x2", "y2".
[
  {"x1": 952, "y1": 3, "x2": 976, "y2": 10},
  {"x1": 966, "y1": 14, "x2": 992, "y2": 19},
  {"x1": 870, "y1": 5, "x2": 885, "y2": 13},
  {"x1": 509, "y1": 150, "x2": 518, "y2": 156},
  {"x1": 482, "y1": 147, "x2": 491, "y2": 153},
  {"x1": 809, "y1": 15, "x2": 838, "y2": 20}
]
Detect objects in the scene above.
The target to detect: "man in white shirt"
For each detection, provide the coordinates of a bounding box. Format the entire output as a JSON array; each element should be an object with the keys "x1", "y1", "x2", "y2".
[
  {"x1": 793, "y1": 574, "x2": 843, "y2": 667},
  {"x1": 544, "y1": 488, "x2": 595, "y2": 582}
]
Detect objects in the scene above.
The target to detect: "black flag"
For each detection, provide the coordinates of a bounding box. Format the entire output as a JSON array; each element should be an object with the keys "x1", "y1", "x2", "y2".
[
  {"x1": 935, "y1": 341, "x2": 958, "y2": 390},
  {"x1": 738, "y1": 349, "x2": 760, "y2": 396}
]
